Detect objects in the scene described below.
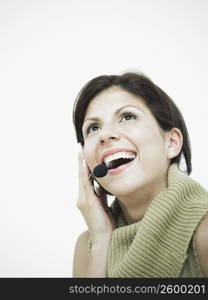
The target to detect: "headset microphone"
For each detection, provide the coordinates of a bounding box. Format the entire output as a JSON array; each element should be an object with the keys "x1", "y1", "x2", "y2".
[{"x1": 89, "y1": 163, "x2": 108, "y2": 178}]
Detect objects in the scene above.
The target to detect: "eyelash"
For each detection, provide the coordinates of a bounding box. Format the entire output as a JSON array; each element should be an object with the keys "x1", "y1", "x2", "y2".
[{"x1": 85, "y1": 112, "x2": 137, "y2": 135}]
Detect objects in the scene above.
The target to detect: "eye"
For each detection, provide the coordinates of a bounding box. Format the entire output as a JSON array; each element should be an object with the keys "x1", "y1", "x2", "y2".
[
  {"x1": 86, "y1": 123, "x2": 101, "y2": 135},
  {"x1": 120, "y1": 112, "x2": 137, "y2": 122}
]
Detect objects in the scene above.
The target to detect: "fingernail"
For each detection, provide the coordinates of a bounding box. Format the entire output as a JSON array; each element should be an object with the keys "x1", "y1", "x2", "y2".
[
  {"x1": 77, "y1": 143, "x2": 83, "y2": 153},
  {"x1": 82, "y1": 159, "x2": 86, "y2": 168}
]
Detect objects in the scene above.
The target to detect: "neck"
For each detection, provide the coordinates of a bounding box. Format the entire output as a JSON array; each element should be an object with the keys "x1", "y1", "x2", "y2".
[
  {"x1": 116, "y1": 171, "x2": 168, "y2": 224},
  {"x1": 108, "y1": 163, "x2": 208, "y2": 278}
]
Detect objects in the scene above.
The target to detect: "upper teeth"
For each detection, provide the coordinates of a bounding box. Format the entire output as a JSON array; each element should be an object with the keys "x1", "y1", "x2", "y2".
[{"x1": 103, "y1": 152, "x2": 136, "y2": 166}]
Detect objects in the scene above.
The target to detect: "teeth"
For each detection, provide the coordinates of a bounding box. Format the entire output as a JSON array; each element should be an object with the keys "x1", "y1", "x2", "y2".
[{"x1": 104, "y1": 151, "x2": 136, "y2": 166}]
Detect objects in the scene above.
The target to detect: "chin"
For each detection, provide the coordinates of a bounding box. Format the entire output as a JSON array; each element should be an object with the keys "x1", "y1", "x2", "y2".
[
  {"x1": 101, "y1": 172, "x2": 146, "y2": 197},
  {"x1": 107, "y1": 183, "x2": 139, "y2": 198}
]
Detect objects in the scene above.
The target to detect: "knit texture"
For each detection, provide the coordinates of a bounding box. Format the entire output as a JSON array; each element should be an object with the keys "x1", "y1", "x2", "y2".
[{"x1": 107, "y1": 163, "x2": 208, "y2": 278}]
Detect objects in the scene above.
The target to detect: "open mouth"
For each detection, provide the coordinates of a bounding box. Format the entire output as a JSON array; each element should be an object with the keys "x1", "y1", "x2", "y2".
[
  {"x1": 107, "y1": 157, "x2": 136, "y2": 169},
  {"x1": 102, "y1": 150, "x2": 137, "y2": 172}
]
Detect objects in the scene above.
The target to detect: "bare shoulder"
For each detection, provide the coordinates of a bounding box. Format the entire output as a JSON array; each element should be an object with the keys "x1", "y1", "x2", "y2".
[
  {"x1": 72, "y1": 230, "x2": 90, "y2": 277},
  {"x1": 195, "y1": 215, "x2": 208, "y2": 276}
]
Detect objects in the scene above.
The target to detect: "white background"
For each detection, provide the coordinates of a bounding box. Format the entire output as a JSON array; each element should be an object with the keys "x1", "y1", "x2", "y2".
[{"x1": 0, "y1": 0, "x2": 208, "y2": 277}]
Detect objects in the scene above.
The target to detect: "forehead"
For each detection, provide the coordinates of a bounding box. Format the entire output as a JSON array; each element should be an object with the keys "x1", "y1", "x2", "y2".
[{"x1": 84, "y1": 87, "x2": 148, "y2": 118}]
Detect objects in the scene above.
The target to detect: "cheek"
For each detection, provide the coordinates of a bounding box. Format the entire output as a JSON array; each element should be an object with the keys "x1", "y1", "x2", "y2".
[
  {"x1": 129, "y1": 127, "x2": 163, "y2": 156},
  {"x1": 143, "y1": 134, "x2": 166, "y2": 159},
  {"x1": 126, "y1": 127, "x2": 149, "y2": 148}
]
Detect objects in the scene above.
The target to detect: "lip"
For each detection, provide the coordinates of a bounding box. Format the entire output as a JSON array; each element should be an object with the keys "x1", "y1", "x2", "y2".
[
  {"x1": 100, "y1": 148, "x2": 137, "y2": 164},
  {"x1": 108, "y1": 157, "x2": 135, "y2": 175}
]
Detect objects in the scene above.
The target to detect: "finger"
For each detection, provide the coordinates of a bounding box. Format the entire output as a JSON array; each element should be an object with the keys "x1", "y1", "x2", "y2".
[
  {"x1": 78, "y1": 149, "x2": 87, "y2": 195},
  {"x1": 78, "y1": 151, "x2": 83, "y2": 186},
  {"x1": 78, "y1": 151, "x2": 83, "y2": 175},
  {"x1": 78, "y1": 151, "x2": 90, "y2": 179},
  {"x1": 77, "y1": 150, "x2": 94, "y2": 194},
  {"x1": 82, "y1": 159, "x2": 94, "y2": 192}
]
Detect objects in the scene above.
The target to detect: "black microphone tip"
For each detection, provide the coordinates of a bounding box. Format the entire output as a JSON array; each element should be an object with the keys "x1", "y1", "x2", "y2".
[{"x1": 93, "y1": 163, "x2": 108, "y2": 178}]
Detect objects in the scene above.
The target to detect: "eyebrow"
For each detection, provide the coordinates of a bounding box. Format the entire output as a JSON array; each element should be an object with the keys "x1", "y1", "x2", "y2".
[{"x1": 83, "y1": 104, "x2": 144, "y2": 125}]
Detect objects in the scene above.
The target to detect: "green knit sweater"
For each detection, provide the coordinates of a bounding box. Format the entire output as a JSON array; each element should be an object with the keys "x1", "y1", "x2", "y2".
[{"x1": 107, "y1": 163, "x2": 208, "y2": 278}]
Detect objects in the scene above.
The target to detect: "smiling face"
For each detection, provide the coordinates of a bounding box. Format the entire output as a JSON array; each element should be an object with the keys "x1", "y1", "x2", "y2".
[{"x1": 82, "y1": 86, "x2": 181, "y2": 198}]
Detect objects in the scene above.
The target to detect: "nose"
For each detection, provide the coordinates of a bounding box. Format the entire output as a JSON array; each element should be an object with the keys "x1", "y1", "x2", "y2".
[{"x1": 98, "y1": 127, "x2": 120, "y2": 144}]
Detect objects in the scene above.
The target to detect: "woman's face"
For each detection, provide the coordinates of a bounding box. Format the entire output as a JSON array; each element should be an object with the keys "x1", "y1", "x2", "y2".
[{"x1": 82, "y1": 86, "x2": 173, "y2": 197}]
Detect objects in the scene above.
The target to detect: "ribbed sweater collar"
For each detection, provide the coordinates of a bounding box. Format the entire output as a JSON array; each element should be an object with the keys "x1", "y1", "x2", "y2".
[{"x1": 107, "y1": 163, "x2": 208, "y2": 277}]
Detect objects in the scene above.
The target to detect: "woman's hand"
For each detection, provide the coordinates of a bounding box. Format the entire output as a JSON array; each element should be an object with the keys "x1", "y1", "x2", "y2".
[{"x1": 76, "y1": 151, "x2": 116, "y2": 245}]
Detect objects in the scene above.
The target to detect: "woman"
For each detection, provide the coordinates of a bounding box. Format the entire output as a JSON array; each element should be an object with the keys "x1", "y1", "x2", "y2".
[{"x1": 72, "y1": 72, "x2": 208, "y2": 278}]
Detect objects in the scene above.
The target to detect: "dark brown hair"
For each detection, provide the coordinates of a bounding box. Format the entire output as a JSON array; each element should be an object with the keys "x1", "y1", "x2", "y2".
[{"x1": 73, "y1": 72, "x2": 192, "y2": 175}]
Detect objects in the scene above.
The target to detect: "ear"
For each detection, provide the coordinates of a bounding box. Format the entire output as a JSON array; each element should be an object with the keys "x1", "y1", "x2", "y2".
[{"x1": 166, "y1": 127, "x2": 183, "y2": 159}]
